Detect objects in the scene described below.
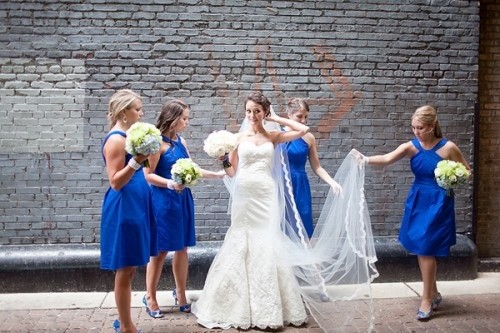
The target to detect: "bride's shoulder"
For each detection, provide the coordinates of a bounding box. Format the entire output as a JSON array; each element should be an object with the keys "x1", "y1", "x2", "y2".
[{"x1": 234, "y1": 132, "x2": 250, "y2": 147}]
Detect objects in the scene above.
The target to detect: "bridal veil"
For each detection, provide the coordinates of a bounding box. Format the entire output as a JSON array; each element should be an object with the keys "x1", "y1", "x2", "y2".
[{"x1": 223, "y1": 106, "x2": 379, "y2": 332}]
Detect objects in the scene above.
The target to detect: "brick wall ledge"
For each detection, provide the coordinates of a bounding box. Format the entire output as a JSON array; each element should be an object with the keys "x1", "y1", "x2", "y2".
[{"x1": 0, "y1": 234, "x2": 477, "y2": 293}]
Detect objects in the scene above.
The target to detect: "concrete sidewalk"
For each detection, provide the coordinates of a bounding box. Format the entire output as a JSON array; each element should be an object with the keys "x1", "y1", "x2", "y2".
[{"x1": 0, "y1": 272, "x2": 499, "y2": 332}]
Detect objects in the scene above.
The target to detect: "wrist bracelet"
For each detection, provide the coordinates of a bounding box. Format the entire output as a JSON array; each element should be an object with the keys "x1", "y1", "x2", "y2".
[
  {"x1": 222, "y1": 155, "x2": 232, "y2": 169},
  {"x1": 128, "y1": 158, "x2": 141, "y2": 170}
]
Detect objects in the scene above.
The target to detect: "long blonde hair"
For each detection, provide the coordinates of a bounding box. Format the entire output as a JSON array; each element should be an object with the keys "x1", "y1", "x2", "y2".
[
  {"x1": 107, "y1": 89, "x2": 141, "y2": 129},
  {"x1": 412, "y1": 105, "x2": 443, "y2": 138}
]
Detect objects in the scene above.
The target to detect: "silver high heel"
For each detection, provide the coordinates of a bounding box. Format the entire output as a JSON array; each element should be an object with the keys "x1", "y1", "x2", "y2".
[
  {"x1": 173, "y1": 288, "x2": 191, "y2": 313},
  {"x1": 142, "y1": 294, "x2": 164, "y2": 318},
  {"x1": 113, "y1": 319, "x2": 144, "y2": 333},
  {"x1": 432, "y1": 293, "x2": 442, "y2": 310},
  {"x1": 416, "y1": 308, "x2": 433, "y2": 321}
]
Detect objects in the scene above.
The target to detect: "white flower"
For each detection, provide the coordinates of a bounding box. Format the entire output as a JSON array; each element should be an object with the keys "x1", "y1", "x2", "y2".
[
  {"x1": 125, "y1": 122, "x2": 162, "y2": 167},
  {"x1": 434, "y1": 160, "x2": 470, "y2": 191},
  {"x1": 125, "y1": 122, "x2": 162, "y2": 156},
  {"x1": 203, "y1": 130, "x2": 237, "y2": 158},
  {"x1": 171, "y1": 158, "x2": 202, "y2": 187}
]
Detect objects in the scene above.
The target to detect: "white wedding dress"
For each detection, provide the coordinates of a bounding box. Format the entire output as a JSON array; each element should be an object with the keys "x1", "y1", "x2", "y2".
[{"x1": 191, "y1": 141, "x2": 308, "y2": 329}]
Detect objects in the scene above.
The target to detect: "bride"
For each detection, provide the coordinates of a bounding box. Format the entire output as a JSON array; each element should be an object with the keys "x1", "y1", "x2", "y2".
[{"x1": 191, "y1": 92, "x2": 378, "y2": 332}]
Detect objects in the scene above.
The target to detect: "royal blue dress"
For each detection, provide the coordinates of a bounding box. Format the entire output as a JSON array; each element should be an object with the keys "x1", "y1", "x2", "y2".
[
  {"x1": 100, "y1": 131, "x2": 157, "y2": 270},
  {"x1": 150, "y1": 135, "x2": 196, "y2": 251},
  {"x1": 286, "y1": 138, "x2": 314, "y2": 238},
  {"x1": 399, "y1": 138, "x2": 456, "y2": 256}
]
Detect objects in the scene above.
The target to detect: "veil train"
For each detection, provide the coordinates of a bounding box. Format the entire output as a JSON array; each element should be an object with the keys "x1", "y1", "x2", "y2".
[{"x1": 224, "y1": 106, "x2": 379, "y2": 332}]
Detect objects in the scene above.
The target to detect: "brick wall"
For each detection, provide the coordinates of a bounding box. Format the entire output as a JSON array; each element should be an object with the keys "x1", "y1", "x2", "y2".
[
  {"x1": 0, "y1": 1, "x2": 479, "y2": 246},
  {"x1": 477, "y1": 0, "x2": 500, "y2": 257}
]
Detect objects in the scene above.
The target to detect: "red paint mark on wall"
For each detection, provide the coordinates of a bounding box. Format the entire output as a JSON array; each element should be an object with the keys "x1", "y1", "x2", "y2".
[
  {"x1": 213, "y1": 45, "x2": 360, "y2": 137},
  {"x1": 311, "y1": 47, "x2": 360, "y2": 138}
]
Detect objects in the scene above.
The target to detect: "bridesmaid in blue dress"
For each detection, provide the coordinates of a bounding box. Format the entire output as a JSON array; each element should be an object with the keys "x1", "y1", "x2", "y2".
[
  {"x1": 142, "y1": 99, "x2": 224, "y2": 317},
  {"x1": 101, "y1": 89, "x2": 157, "y2": 333},
  {"x1": 285, "y1": 98, "x2": 342, "y2": 238},
  {"x1": 360, "y1": 105, "x2": 471, "y2": 321}
]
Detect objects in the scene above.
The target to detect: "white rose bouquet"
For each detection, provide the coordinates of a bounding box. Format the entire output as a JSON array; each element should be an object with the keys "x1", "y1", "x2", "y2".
[
  {"x1": 203, "y1": 130, "x2": 238, "y2": 158},
  {"x1": 125, "y1": 122, "x2": 162, "y2": 167},
  {"x1": 171, "y1": 158, "x2": 203, "y2": 189},
  {"x1": 434, "y1": 160, "x2": 470, "y2": 195}
]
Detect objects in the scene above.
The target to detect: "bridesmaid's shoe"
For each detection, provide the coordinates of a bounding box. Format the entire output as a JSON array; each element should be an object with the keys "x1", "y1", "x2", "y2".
[
  {"x1": 112, "y1": 319, "x2": 144, "y2": 333},
  {"x1": 142, "y1": 295, "x2": 164, "y2": 319},
  {"x1": 416, "y1": 308, "x2": 433, "y2": 321},
  {"x1": 432, "y1": 293, "x2": 442, "y2": 310},
  {"x1": 179, "y1": 303, "x2": 192, "y2": 313},
  {"x1": 173, "y1": 288, "x2": 192, "y2": 313},
  {"x1": 113, "y1": 320, "x2": 120, "y2": 333}
]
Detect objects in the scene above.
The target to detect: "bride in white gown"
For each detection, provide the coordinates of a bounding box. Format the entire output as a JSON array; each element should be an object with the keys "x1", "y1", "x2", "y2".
[
  {"x1": 192, "y1": 92, "x2": 310, "y2": 329},
  {"x1": 192, "y1": 92, "x2": 379, "y2": 332}
]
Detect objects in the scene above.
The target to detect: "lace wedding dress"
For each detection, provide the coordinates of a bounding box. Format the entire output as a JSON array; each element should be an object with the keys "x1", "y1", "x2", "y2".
[
  {"x1": 194, "y1": 107, "x2": 378, "y2": 332},
  {"x1": 191, "y1": 141, "x2": 308, "y2": 329}
]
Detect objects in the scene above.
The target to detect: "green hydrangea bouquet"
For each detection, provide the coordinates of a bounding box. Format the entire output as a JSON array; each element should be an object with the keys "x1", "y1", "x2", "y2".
[
  {"x1": 125, "y1": 122, "x2": 162, "y2": 167},
  {"x1": 434, "y1": 160, "x2": 470, "y2": 195},
  {"x1": 171, "y1": 158, "x2": 203, "y2": 188}
]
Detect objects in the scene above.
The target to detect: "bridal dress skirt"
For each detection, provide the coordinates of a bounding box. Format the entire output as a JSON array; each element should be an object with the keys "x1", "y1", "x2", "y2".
[{"x1": 191, "y1": 142, "x2": 308, "y2": 329}]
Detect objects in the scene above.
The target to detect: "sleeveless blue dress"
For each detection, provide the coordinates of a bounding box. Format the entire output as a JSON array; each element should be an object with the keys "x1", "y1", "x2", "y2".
[
  {"x1": 399, "y1": 138, "x2": 456, "y2": 256},
  {"x1": 100, "y1": 131, "x2": 158, "y2": 270},
  {"x1": 286, "y1": 138, "x2": 314, "y2": 238},
  {"x1": 150, "y1": 135, "x2": 196, "y2": 251}
]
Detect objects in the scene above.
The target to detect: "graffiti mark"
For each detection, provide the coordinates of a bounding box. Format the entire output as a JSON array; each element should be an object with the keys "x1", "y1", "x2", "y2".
[
  {"x1": 311, "y1": 46, "x2": 360, "y2": 138},
  {"x1": 258, "y1": 44, "x2": 359, "y2": 137},
  {"x1": 210, "y1": 44, "x2": 360, "y2": 138}
]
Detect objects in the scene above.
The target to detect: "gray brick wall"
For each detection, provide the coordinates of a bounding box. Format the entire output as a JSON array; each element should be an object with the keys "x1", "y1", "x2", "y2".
[{"x1": 0, "y1": 0, "x2": 479, "y2": 245}]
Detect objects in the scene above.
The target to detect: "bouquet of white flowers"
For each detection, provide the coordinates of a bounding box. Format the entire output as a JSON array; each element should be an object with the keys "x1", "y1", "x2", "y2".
[
  {"x1": 434, "y1": 160, "x2": 470, "y2": 195},
  {"x1": 171, "y1": 158, "x2": 203, "y2": 188},
  {"x1": 203, "y1": 130, "x2": 237, "y2": 158},
  {"x1": 125, "y1": 122, "x2": 162, "y2": 167}
]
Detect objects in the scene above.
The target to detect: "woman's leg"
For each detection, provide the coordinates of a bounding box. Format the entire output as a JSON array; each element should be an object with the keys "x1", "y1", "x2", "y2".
[
  {"x1": 145, "y1": 251, "x2": 168, "y2": 310},
  {"x1": 417, "y1": 255, "x2": 438, "y2": 311},
  {"x1": 172, "y1": 248, "x2": 189, "y2": 305},
  {"x1": 115, "y1": 266, "x2": 137, "y2": 333}
]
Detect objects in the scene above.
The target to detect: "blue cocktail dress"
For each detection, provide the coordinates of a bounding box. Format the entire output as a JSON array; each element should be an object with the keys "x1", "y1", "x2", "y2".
[
  {"x1": 399, "y1": 138, "x2": 456, "y2": 256},
  {"x1": 286, "y1": 138, "x2": 313, "y2": 238},
  {"x1": 100, "y1": 131, "x2": 158, "y2": 270},
  {"x1": 150, "y1": 135, "x2": 196, "y2": 251}
]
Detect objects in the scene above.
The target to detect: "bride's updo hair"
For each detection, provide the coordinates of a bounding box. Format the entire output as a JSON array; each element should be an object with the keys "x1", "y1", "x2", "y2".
[
  {"x1": 245, "y1": 91, "x2": 271, "y2": 116},
  {"x1": 412, "y1": 105, "x2": 443, "y2": 138}
]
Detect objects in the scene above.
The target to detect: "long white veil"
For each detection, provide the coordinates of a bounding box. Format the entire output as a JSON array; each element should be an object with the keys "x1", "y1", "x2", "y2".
[{"x1": 224, "y1": 107, "x2": 379, "y2": 332}]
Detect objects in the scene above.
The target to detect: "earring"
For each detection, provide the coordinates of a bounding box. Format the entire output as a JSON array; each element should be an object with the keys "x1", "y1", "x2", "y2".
[{"x1": 123, "y1": 117, "x2": 127, "y2": 124}]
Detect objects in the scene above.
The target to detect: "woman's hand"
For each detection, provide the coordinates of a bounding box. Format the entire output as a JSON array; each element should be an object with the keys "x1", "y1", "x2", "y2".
[
  {"x1": 351, "y1": 149, "x2": 368, "y2": 168},
  {"x1": 166, "y1": 179, "x2": 184, "y2": 191},
  {"x1": 135, "y1": 153, "x2": 149, "y2": 164},
  {"x1": 215, "y1": 170, "x2": 226, "y2": 179},
  {"x1": 330, "y1": 181, "x2": 343, "y2": 196},
  {"x1": 265, "y1": 114, "x2": 279, "y2": 123}
]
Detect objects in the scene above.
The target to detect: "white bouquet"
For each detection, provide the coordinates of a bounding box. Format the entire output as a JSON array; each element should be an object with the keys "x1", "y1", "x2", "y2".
[
  {"x1": 203, "y1": 130, "x2": 237, "y2": 158},
  {"x1": 434, "y1": 160, "x2": 470, "y2": 195},
  {"x1": 171, "y1": 158, "x2": 203, "y2": 187}
]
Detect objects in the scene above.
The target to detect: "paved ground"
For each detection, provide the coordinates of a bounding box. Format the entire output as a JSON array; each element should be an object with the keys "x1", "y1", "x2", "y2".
[{"x1": 0, "y1": 272, "x2": 499, "y2": 333}]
